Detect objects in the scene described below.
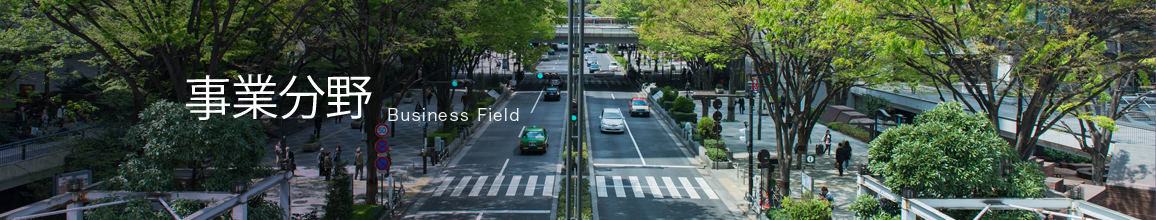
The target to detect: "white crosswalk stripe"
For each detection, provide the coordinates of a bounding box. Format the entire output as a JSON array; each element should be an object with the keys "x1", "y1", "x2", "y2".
[
  {"x1": 432, "y1": 176, "x2": 454, "y2": 197},
  {"x1": 629, "y1": 176, "x2": 645, "y2": 198},
  {"x1": 543, "y1": 175, "x2": 556, "y2": 197},
  {"x1": 469, "y1": 176, "x2": 488, "y2": 197},
  {"x1": 487, "y1": 175, "x2": 505, "y2": 196},
  {"x1": 679, "y1": 177, "x2": 700, "y2": 199},
  {"x1": 612, "y1": 176, "x2": 626, "y2": 198},
  {"x1": 596, "y1": 176, "x2": 608, "y2": 197},
  {"x1": 662, "y1": 177, "x2": 682, "y2": 198},
  {"x1": 646, "y1": 176, "x2": 663, "y2": 198},
  {"x1": 450, "y1": 176, "x2": 471, "y2": 197},
  {"x1": 524, "y1": 175, "x2": 538, "y2": 196},
  {"x1": 506, "y1": 175, "x2": 522, "y2": 196},
  {"x1": 696, "y1": 177, "x2": 720, "y2": 199}
]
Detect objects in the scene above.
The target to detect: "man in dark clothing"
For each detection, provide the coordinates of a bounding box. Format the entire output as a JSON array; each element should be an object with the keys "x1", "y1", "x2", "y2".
[
  {"x1": 314, "y1": 117, "x2": 323, "y2": 137},
  {"x1": 737, "y1": 98, "x2": 745, "y2": 114},
  {"x1": 835, "y1": 143, "x2": 850, "y2": 176},
  {"x1": 318, "y1": 148, "x2": 330, "y2": 180}
]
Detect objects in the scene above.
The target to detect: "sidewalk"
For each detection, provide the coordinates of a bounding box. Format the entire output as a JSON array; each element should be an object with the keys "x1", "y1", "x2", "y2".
[
  {"x1": 685, "y1": 94, "x2": 870, "y2": 219},
  {"x1": 259, "y1": 90, "x2": 467, "y2": 216}
]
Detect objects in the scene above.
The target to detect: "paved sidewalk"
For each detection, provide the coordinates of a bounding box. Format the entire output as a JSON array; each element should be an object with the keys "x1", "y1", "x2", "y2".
[
  {"x1": 259, "y1": 89, "x2": 468, "y2": 216},
  {"x1": 681, "y1": 94, "x2": 871, "y2": 219}
]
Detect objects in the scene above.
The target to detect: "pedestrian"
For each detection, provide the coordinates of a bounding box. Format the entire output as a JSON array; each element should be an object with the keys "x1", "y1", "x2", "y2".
[
  {"x1": 835, "y1": 142, "x2": 850, "y2": 176},
  {"x1": 15, "y1": 106, "x2": 26, "y2": 129},
  {"x1": 40, "y1": 109, "x2": 49, "y2": 126},
  {"x1": 275, "y1": 142, "x2": 284, "y2": 168},
  {"x1": 425, "y1": 89, "x2": 433, "y2": 103},
  {"x1": 354, "y1": 147, "x2": 365, "y2": 180},
  {"x1": 333, "y1": 145, "x2": 342, "y2": 165},
  {"x1": 737, "y1": 98, "x2": 745, "y2": 114},
  {"x1": 318, "y1": 148, "x2": 330, "y2": 179},
  {"x1": 415, "y1": 102, "x2": 424, "y2": 113},
  {"x1": 314, "y1": 117, "x2": 323, "y2": 137},
  {"x1": 820, "y1": 187, "x2": 834, "y2": 204},
  {"x1": 841, "y1": 140, "x2": 852, "y2": 171},
  {"x1": 823, "y1": 130, "x2": 832, "y2": 156}
]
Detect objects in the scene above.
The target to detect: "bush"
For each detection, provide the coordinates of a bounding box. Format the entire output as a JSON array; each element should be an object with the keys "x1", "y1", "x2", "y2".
[
  {"x1": 780, "y1": 193, "x2": 832, "y2": 220},
  {"x1": 697, "y1": 117, "x2": 717, "y2": 139},
  {"x1": 662, "y1": 86, "x2": 678, "y2": 102},
  {"x1": 766, "y1": 208, "x2": 789, "y2": 220},
  {"x1": 486, "y1": 86, "x2": 505, "y2": 94},
  {"x1": 856, "y1": 94, "x2": 890, "y2": 118},
  {"x1": 661, "y1": 100, "x2": 674, "y2": 110},
  {"x1": 706, "y1": 147, "x2": 728, "y2": 162},
  {"x1": 672, "y1": 96, "x2": 695, "y2": 113},
  {"x1": 827, "y1": 122, "x2": 870, "y2": 142},
  {"x1": 649, "y1": 87, "x2": 661, "y2": 96},
  {"x1": 671, "y1": 112, "x2": 698, "y2": 125},
  {"x1": 351, "y1": 205, "x2": 386, "y2": 220},
  {"x1": 426, "y1": 127, "x2": 459, "y2": 148},
  {"x1": 716, "y1": 84, "x2": 724, "y2": 89},
  {"x1": 703, "y1": 139, "x2": 725, "y2": 149},
  {"x1": 691, "y1": 134, "x2": 703, "y2": 142},
  {"x1": 324, "y1": 161, "x2": 353, "y2": 220}
]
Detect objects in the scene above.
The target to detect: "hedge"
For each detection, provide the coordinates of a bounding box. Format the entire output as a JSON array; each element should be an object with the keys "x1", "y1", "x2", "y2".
[
  {"x1": 706, "y1": 147, "x2": 728, "y2": 162},
  {"x1": 426, "y1": 127, "x2": 459, "y2": 148},
  {"x1": 828, "y1": 122, "x2": 870, "y2": 142},
  {"x1": 703, "y1": 139, "x2": 725, "y2": 149},
  {"x1": 661, "y1": 100, "x2": 674, "y2": 110},
  {"x1": 351, "y1": 205, "x2": 386, "y2": 220},
  {"x1": 671, "y1": 112, "x2": 698, "y2": 125},
  {"x1": 673, "y1": 96, "x2": 695, "y2": 113}
]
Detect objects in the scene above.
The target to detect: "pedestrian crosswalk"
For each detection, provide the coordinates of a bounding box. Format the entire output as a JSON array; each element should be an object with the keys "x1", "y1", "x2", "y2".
[
  {"x1": 521, "y1": 78, "x2": 633, "y2": 86},
  {"x1": 430, "y1": 175, "x2": 719, "y2": 200}
]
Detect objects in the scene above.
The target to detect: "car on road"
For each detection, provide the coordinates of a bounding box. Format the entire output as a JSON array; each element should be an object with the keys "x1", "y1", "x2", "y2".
[
  {"x1": 629, "y1": 97, "x2": 649, "y2": 117},
  {"x1": 589, "y1": 64, "x2": 600, "y2": 73},
  {"x1": 609, "y1": 62, "x2": 620, "y2": 71},
  {"x1": 544, "y1": 87, "x2": 561, "y2": 101},
  {"x1": 544, "y1": 72, "x2": 562, "y2": 86},
  {"x1": 595, "y1": 47, "x2": 607, "y2": 53},
  {"x1": 548, "y1": 49, "x2": 556, "y2": 55},
  {"x1": 541, "y1": 54, "x2": 549, "y2": 61},
  {"x1": 519, "y1": 126, "x2": 549, "y2": 154},
  {"x1": 599, "y1": 108, "x2": 626, "y2": 133}
]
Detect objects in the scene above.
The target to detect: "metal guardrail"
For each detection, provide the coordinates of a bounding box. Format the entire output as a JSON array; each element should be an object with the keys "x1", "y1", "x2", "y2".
[{"x1": 0, "y1": 127, "x2": 93, "y2": 166}]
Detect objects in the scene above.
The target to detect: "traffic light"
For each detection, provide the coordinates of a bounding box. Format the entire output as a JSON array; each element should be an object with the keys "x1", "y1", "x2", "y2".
[
  {"x1": 570, "y1": 100, "x2": 579, "y2": 121},
  {"x1": 451, "y1": 79, "x2": 473, "y2": 87},
  {"x1": 757, "y1": 149, "x2": 772, "y2": 168},
  {"x1": 537, "y1": 72, "x2": 544, "y2": 79}
]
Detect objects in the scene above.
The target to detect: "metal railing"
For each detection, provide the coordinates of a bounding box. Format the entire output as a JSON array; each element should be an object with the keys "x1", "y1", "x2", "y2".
[{"x1": 0, "y1": 128, "x2": 90, "y2": 166}]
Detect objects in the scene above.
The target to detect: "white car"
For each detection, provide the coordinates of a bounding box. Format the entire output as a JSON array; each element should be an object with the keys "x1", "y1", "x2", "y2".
[
  {"x1": 629, "y1": 97, "x2": 649, "y2": 117},
  {"x1": 541, "y1": 54, "x2": 549, "y2": 61},
  {"x1": 599, "y1": 108, "x2": 626, "y2": 133},
  {"x1": 609, "y1": 62, "x2": 620, "y2": 71}
]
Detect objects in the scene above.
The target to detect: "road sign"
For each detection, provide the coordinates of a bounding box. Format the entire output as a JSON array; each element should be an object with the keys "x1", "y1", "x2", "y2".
[
  {"x1": 805, "y1": 155, "x2": 816, "y2": 166},
  {"x1": 375, "y1": 140, "x2": 390, "y2": 153},
  {"x1": 712, "y1": 99, "x2": 722, "y2": 109},
  {"x1": 375, "y1": 123, "x2": 389, "y2": 137},
  {"x1": 801, "y1": 172, "x2": 813, "y2": 192},
  {"x1": 375, "y1": 157, "x2": 390, "y2": 173}
]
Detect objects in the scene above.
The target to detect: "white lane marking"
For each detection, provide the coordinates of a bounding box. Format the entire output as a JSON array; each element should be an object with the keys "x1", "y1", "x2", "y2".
[
  {"x1": 592, "y1": 164, "x2": 697, "y2": 169},
  {"x1": 646, "y1": 176, "x2": 663, "y2": 198},
  {"x1": 506, "y1": 175, "x2": 522, "y2": 196},
  {"x1": 596, "y1": 175, "x2": 608, "y2": 197},
  {"x1": 415, "y1": 210, "x2": 551, "y2": 215},
  {"x1": 487, "y1": 175, "x2": 505, "y2": 196},
  {"x1": 542, "y1": 175, "x2": 556, "y2": 197},
  {"x1": 432, "y1": 176, "x2": 455, "y2": 197},
  {"x1": 469, "y1": 176, "x2": 488, "y2": 197},
  {"x1": 662, "y1": 177, "x2": 682, "y2": 198},
  {"x1": 531, "y1": 89, "x2": 544, "y2": 113},
  {"x1": 629, "y1": 176, "x2": 645, "y2": 198},
  {"x1": 611, "y1": 94, "x2": 616, "y2": 100},
  {"x1": 679, "y1": 177, "x2": 700, "y2": 199},
  {"x1": 497, "y1": 159, "x2": 509, "y2": 177},
  {"x1": 621, "y1": 117, "x2": 646, "y2": 165},
  {"x1": 451, "y1": 176, "x2": 472, "y2": 197},
  {"x1": 524, "y1": 175, "x2": 538, "y2": 196},
  {"x1": 696, "y1": 177, "x2": 720, "y2": 199},
  {"x1": 613, "y1": 176, "x2": 626, "y2": 198},
  {"x1": 475, "y1": 213, "x2": 484, "y2": 220}
]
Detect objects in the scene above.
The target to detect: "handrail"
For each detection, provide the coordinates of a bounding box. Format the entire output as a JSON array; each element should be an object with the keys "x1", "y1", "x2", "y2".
[{"x1": 0, "y1": 125, "x2": 98, "y2": 166}]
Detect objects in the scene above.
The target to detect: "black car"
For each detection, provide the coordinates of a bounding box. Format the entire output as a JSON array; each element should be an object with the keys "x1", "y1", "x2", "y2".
[{"x1": 544, "y1": 87, "x2": 561, "y2": 101}]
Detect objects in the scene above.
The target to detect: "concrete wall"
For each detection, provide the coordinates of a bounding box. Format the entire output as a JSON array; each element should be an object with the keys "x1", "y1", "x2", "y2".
[{"x1": 0, "y1": 150, "x2": 70, "y2": 192}]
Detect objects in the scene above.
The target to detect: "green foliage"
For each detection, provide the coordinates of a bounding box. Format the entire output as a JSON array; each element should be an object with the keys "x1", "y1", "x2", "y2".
[
  {"x1": 325, "y1": 160, "x2": 354, "y2": 220},
  {"x1": 715, "y1": 84, "x2": 724, "y2": 89},
  {"x1": 867, "y1": 102, "x2": 1045, "y2": 200},
  {"x1": 847, "y1": 195, "x2": 900, "y2": 220},
  {"x1": 827, "y1": 122, "x2": 870, "y2": 142},
  {"x1": 555, "y1": 177, "x2": 593, "y2": 220},
  {"x1": 856, "y1": 94, "x2": 891, "y2": 118},
  {"x1": 779, "y1": 193, "x2": 832, "y2": 220},
  {"x1": 351, "y1": 205, "x2": 386, "y2": 220},
  {"x1": 706, "y1": 147, "x2": 728, "y2": 162},
  {"x1": 671, "y1": 112, "x2": 698, "y2": 125},
  {"x1": 427, "y1": 127, "x2": 459, "y2": 148},
  {"x1": 63, "y1": 127, "x2": 132, "y2": 182},
  {"x1": 765, "y1": 208, "x2": 789, "y2": 220},
  {"x1": 696, "y1": 117, "x2": 717, "y2": 138},
  {"x1": 661, "y1": 86, "x2": 678, "y2": 102},
  {"x1": 703, "y1": 139, "x2": 725, "y2": 149},
  {"x1": 1041, "y1": 147, "x2": 1092, "y2": 163},
  {"x1": 691, "y1": 134, "x2": 703, "y2": 142},
  {"x1": 672, "y1": 96, "x2": 695, "y2": 113},
  {"x1": 661, "y1": 100, "x2": 674, "y2": 110},
  {"x1": 112, "y1": 100, "x2": 267, "y2": 192}
]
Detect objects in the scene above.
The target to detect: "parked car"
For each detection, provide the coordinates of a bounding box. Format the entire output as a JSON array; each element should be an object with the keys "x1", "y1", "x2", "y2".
[
  {"x1": 519, "y1": 126, "x2": 549, "y2": 154},
  {"x1": 599, "y1": 108, "x2": 626, "y2": 133},
  {"x1": 544, "y1": 87, "x2": 561, "y2": 101},
  {"x1": 629, "y1": 97, "x2": 649, "y2": 117}
]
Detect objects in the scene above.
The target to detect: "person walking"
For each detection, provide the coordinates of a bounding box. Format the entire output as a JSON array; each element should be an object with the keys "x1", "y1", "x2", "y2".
[
  {"x1": 823, "y1": 130, "x2": 832, "y2": 156},
  {"x1": 314, "y1": 117, "x2": 323, "y2": 137},
  {"x1": 318, "y1": 148, "x2": 330, "y2": 180},
  {"x1": 354, "y1": 147, "x2": 365, "y2": 180},
  {"x1": 737, "y1": 98, "x2": 745, "y2": 114},
  {"x1": 275, "y1": 142, "x2": 284, "y2": 169},
  {"x1": 333, "y1": 145, "x2": 342, "y2": 165},
  {"x1": 835, "y1": 142, "x2": 850, "y2": 176}
]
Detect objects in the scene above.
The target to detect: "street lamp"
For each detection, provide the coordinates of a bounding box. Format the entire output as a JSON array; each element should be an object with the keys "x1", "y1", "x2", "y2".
[{"x1": 745, "y1": 91, "x2": 755, "y2": 205}]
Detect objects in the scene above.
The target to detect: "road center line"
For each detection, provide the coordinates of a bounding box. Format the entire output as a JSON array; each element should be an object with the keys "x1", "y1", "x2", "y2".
[
  {"x1": 531, "y1": 89, "x2": 544, "y2": 113},
  {"x1": 497, "y1": 158, "x2": 509, "y2": 177},
  {"x1": 621, "y1": 118, "x2": 646, "y2": 165}
]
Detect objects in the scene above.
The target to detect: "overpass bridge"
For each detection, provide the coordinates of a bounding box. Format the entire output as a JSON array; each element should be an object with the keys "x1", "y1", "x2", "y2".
[
  {"x1": 0, "y1": 128, "x2": 97, "y2": 192},
  {"x1": 531, "y1": 24, "x2": 639, "y2": 44}
]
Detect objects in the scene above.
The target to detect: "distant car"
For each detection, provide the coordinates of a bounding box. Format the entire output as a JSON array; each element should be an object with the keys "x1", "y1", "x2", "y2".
[
  {"x1": 544, "y1": 87, "x2": 561, "y2": 101},
  {"x1": 548, "y1": 49, "x2": 556, "y2": 55},
  {"x1": 599, "y1": 108, "x2": 625, "y2": 133},
  {"x1": 541, "y1": 54, "x2": 549, "y2": 61},
  {"x1": 544, "y1": 72, "x2": 562, "y2": 86},
  {"x1": 589, "y1": 64, "x2": 600, "y2": 73},
  {"x1": 519, "y1": 126, "x2": 549, "y2": 154},
  {"x1": 629, "y1": 97, "x2": 649, "y2": 117},
  {"x1": 587, "y1": 59, "x2": 596, "y2": 66},
  {"x1": 595, "y1": 47, "x2": 607, "y2": 53},
  {"x1": 609, "y1": 63, "x2": 620, "y2": 71}
]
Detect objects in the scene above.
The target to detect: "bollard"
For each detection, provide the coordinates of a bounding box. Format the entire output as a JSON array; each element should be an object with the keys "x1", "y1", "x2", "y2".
[{"x1": 422, "y1": 148, "x2": 428, "y2": 174}]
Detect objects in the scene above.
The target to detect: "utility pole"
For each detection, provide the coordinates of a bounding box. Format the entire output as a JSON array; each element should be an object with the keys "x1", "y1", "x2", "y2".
[{"x1": 564, "y1": 0, "x2": 586, "y2": 219}]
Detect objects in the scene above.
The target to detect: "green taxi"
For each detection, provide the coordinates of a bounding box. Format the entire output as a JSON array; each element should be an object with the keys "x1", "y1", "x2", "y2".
[{"x1": 519, "y1": 126, "x2": 549, "y2": 154}]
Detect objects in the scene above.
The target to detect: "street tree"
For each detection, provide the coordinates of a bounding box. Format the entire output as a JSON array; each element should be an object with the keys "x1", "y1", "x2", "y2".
[
  {"x1": 0, "y1": 2, "x2": 90, "y2": 102},
  {"x1": 1059, "y1": 64, "x2": 1153, "y2": 186},
  {"x1": 867, "y1": 102, "x2": 1046, "y2": 219},
  {"x1": 866, "y1": 0, "x2": 1155, "y2": 160},
  {"x1": 114, "y1": 100, "x2": 269, "y2": 192}
]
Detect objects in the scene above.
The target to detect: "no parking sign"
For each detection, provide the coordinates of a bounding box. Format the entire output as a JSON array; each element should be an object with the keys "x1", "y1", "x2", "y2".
[{"x1": 375, "y1": 157, "x2": 390, "y2": 173}]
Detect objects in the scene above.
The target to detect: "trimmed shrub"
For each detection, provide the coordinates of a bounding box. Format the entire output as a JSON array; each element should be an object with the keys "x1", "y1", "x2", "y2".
[
  {"x1": 828, "y1": 122, "x2": 870, "y2": 142},
  {"x1": 780, "y1": 193, "x2": 832, "y2": 220},
  {"x1": 324, "y1": 160, "x2": 353, "y2": 220},
  {"x1": 426, "y1": 127, "x2": 459, "y2": 148},
  {"x1": 703, "y1": 139, "x2": 725, "y2": 149},
  {"x1": 661, "y1": 100, "x2": 674, "y2": 110},
  {"x1": 671, "y1": 112, "x2": 698, "y2": 125},
  {"x1": 706, "y1": 147, "x2": 728, "y2": 162},
  {"x1": 672, "y1": 96, "x2": 695, "y2": 113},
  {"x1": 697, "y1": 117, "x2": 717, "y2": 139},
  {"x1": 662, "y1": 86, "x2": 678, "y2": 102}
]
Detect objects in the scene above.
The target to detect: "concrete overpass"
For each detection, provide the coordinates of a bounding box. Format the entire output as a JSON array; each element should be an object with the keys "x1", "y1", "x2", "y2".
[
  {"x1": 0, "y1": 129, "x2": 92, "y2": 192},
  {"x1": 531, "y1": 24, "x2": 639, "y2": 44}
]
